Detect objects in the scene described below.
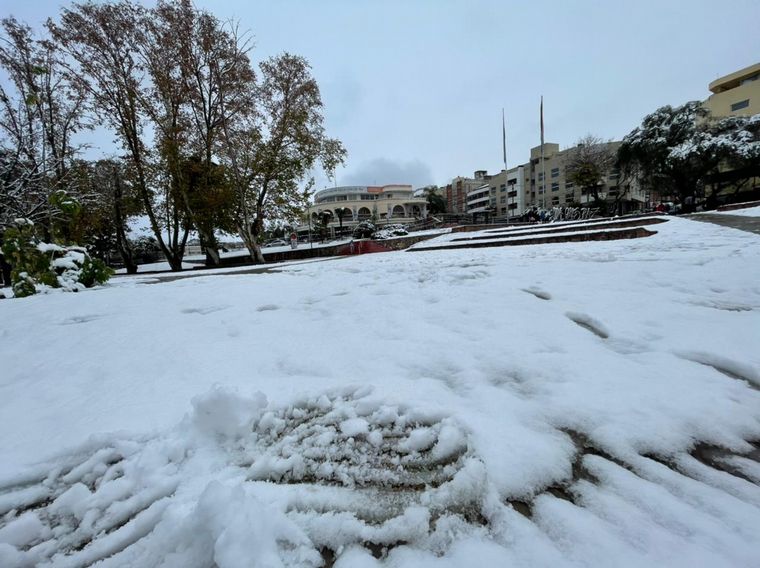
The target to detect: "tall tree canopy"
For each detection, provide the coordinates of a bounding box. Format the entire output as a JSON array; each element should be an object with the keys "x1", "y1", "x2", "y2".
[{"x1": 45, "y1": 0, "x2": 343, "y2": 269}]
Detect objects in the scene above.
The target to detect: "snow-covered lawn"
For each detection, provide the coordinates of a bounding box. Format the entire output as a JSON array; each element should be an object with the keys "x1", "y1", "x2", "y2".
[{"x1": 1, "y1": 217, "x2": 759, "y2": 566}]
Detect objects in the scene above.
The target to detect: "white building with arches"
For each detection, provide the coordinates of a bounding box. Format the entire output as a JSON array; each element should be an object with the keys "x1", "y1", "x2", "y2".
[{"x1": 301, "y1": 184, "x2": 429, "y2": 237}]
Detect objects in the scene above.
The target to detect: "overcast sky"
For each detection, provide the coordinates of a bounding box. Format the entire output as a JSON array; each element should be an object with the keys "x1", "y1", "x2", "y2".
[{"x1": 6, "y1": 0, "x2": 760, "y2": 190}]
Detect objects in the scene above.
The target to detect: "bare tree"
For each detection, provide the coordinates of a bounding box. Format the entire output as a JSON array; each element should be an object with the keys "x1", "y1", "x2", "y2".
[
  {"x1": 0, "y1": 17, "x2": 88, "y2": 237},
  {"x1": 50, "y1": 2, "x2": 189, "y2": 270},
  {"x1": 176, "y1": 4, "x2": 256, "y2": 265},
  {"x1": 564, "y1": 134, "x2": 616, "y2": 210}
]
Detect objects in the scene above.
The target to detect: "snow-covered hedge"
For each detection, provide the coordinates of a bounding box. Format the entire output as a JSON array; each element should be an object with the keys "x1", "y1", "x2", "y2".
[
  {"x1": 1, "y1": 219, "x2": 113, "y2": 298},
  {"x1": 352, "y1": 221, "x2": 376, "y2": 239},
  {"x1": 373, "y1": 224, "x2": 409, "y2": 240}
]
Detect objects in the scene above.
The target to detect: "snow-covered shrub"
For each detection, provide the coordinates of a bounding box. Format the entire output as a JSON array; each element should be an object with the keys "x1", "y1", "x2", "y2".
[
  {"x1": 0, "y1": 219, "x2": 113, "y2": 298},
  {"x1": 352, "y1": 221, "x2": 376, "y2": 239},
  {"x1": 373, "y1": 224, "x2": 409, "y2": 240}
]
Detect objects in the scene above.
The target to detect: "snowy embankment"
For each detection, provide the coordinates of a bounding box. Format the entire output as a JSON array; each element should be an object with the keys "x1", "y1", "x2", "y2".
[
  {"x1": 713, "y1": 205, "x2": 760, "y2": 218},
  {"x1": 1, "y1": 217, "x2": 760, "y2": 566}
]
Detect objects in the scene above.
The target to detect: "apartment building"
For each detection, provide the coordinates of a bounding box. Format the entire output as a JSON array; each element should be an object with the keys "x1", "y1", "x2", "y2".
[
  {"x1": 445, "y1": 171, "x2": 492, "y2": 214},
  {"x1": 455, "y1": 141, "x2": 644, "y2": 219},
  {"x1": 465, "y1": 184, "x2": 491, "y2": 215},
  {"x1": 703, "y1": 62, "x2": 760, "y2": 118},
  {"x1": 523, "y1": 141, "x2": 643, "y2": 212},
  {"x1": 478, "y1": 166, "x2": 527, "y2": 218}
]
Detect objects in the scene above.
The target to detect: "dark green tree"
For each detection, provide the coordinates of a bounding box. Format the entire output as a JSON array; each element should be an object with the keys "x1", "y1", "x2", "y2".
[
  {"x1": 182, "y1": 156, "x2": 235, "y2": 266},
  {"x1": 423, "y1": 186, "x2": 446, "y2": 214},
  {"x1": 334, "y1": 206, "x2": 350, "y2": 237}
]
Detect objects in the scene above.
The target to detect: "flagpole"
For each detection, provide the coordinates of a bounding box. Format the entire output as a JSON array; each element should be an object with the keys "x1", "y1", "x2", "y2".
[
  {"x1": 502, "y1": 108, "x2": 508, "y2": 219},
  {"x1": 540, "y1": 96, "x2": 546, "y2": 211}
]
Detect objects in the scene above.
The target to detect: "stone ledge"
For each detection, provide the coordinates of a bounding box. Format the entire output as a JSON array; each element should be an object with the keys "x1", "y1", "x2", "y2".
[{"x1": 409, "y1": 227, "x2": 657, "y2": 253}]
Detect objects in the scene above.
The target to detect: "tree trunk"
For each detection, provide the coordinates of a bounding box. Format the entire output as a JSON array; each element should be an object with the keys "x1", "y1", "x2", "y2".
[
  {"x1": 238, "y1": 222, "x2": 265, "y2": 264},
  {"x1": 112, "y1": 168, "x2": 138, "y2": 274},
  {"x1": 250, "y1": 217, "x2": 266, "y2": 263},
  {"x1": 198, "y1": 230, "x2": 221, "y2": 267}
]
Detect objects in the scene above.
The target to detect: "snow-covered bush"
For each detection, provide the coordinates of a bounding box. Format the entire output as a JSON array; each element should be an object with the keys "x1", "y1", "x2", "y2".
[
  {"x1": 1, "y1": 219, "x2": 113, "y2": 298},
  {"x1": 373, "y1": 224, "x2": 409, "y2": 240},
  {"x1": 352, "y1": 221, "x2": 376, "y2": 239}
]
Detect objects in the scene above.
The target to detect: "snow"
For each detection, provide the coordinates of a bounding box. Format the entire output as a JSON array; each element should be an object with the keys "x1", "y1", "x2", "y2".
[
  {"x1": 114, "y1": 261, "x2": 197, "y2": 274},
  {"x1": 713, "y1": 205, "x2": 760, "y2": 217},
  {"x1": 409, "y1": 217, "x2": 664, "y2": 250},
  {"x1": 1, "y1": 216, "x2": 760, "y2": 566}
]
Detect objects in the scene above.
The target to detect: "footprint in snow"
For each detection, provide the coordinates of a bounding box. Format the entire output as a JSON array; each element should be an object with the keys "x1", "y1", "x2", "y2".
[
  {"x1": 181, "y1": 305, "x2": 229, "y2": 315},
  {"x1": 565, "y1": 312, "x2": 610, "y2": 339},
  {"x1": 522, "y1": 288, "x2": 552, "y2": 300},
  {"x1": 59, "y1": 314, "x2": 105, "y2": 325}
]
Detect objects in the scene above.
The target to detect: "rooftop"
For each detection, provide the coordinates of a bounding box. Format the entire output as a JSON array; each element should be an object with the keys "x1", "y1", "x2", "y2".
[{"x1": 708, "y1": 62, "x2": 760, "y2": 94}]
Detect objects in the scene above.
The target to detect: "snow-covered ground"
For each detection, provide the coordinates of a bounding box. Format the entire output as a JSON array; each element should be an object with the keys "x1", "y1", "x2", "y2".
[
  {"x1": 713, "y1": 205, "x2": 760, "y2": 217},
  {"x1": 1, "y1": 217, "x2": 760, "y2": 566},
  {"x1": 408, "y1": 216, "x2": 661, "y2": 251}
]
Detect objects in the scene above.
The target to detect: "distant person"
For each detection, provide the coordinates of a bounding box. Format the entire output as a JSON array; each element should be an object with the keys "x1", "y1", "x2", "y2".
[
  {"x1": 655, "y1": 203, "x2": 666, "y2": 213},
  {"x1": 290, "y1": 232, "x2": 298, "y2": 250}
]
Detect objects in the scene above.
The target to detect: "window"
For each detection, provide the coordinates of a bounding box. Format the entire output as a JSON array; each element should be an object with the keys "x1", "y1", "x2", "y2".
[
  {"x1": 731, "y1": 99, "x2": 750, "y2": 111},
  {"x1": 500, "y1": 196, "x2": 506, "y2": 204},
  {"x1": 538, "y1": 172, "x2": 544, "y2": 181},
  {"x1": 500, "y1": 184, "x2": 506, "y2": 191},
  {"x1": 552, "y1": 196, "x2": 560, "y2": 205},
  {"x1": 565, "y1": 181, "x2": 574, "y2": 189},
  {"x1": 551, "y1": 167, "x2": 560, "y2": 178},
  {"x1": 551, "y1": 182, "x2": 559, "y2": 192}
]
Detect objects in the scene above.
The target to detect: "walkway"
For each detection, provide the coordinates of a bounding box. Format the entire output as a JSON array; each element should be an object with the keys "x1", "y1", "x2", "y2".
[
  {"x1": 113, "y1": 257, "x2": 345, "y2": 285},
  {"x1": 686, "y1": 213, "x2": 760, "y2": 236}
]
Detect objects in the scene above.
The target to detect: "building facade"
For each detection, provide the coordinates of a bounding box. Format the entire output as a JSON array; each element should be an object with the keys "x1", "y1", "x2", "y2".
[
  {"x1": 703, "y1": 62, "x2": 760, "y2": 118},
  {"x1": 302, "y1": 185, "x2": 428, "y2": 237},
  {"x1": 445, "y1": 171, "x2": 492, "y2": 214},
  {"x1": 453, "y1": 141, "x2": 645, "y2": 219}
]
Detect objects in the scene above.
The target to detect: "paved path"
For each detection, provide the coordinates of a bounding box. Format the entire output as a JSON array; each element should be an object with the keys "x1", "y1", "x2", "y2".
[
  {"x1": 686, "y1": 213, "x2": 760, "y2": 236},
  {"x1": 113, "y1": 256, "x2": 345, "y2": 285}
]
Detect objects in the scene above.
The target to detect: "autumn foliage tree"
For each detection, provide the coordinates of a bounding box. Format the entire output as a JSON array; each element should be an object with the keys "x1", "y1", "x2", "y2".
[
  {"x1": 219, "y1": 53, "x2": 345, "y2": 263},
  {"x1": 1, "y1": 0, "x2": 344, "y2": 285}
]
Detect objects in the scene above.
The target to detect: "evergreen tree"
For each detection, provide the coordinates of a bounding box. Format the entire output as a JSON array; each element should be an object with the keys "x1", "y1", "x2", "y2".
[{"x1": 618, "y1": 102, "x2": 715, "y2": 202}]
